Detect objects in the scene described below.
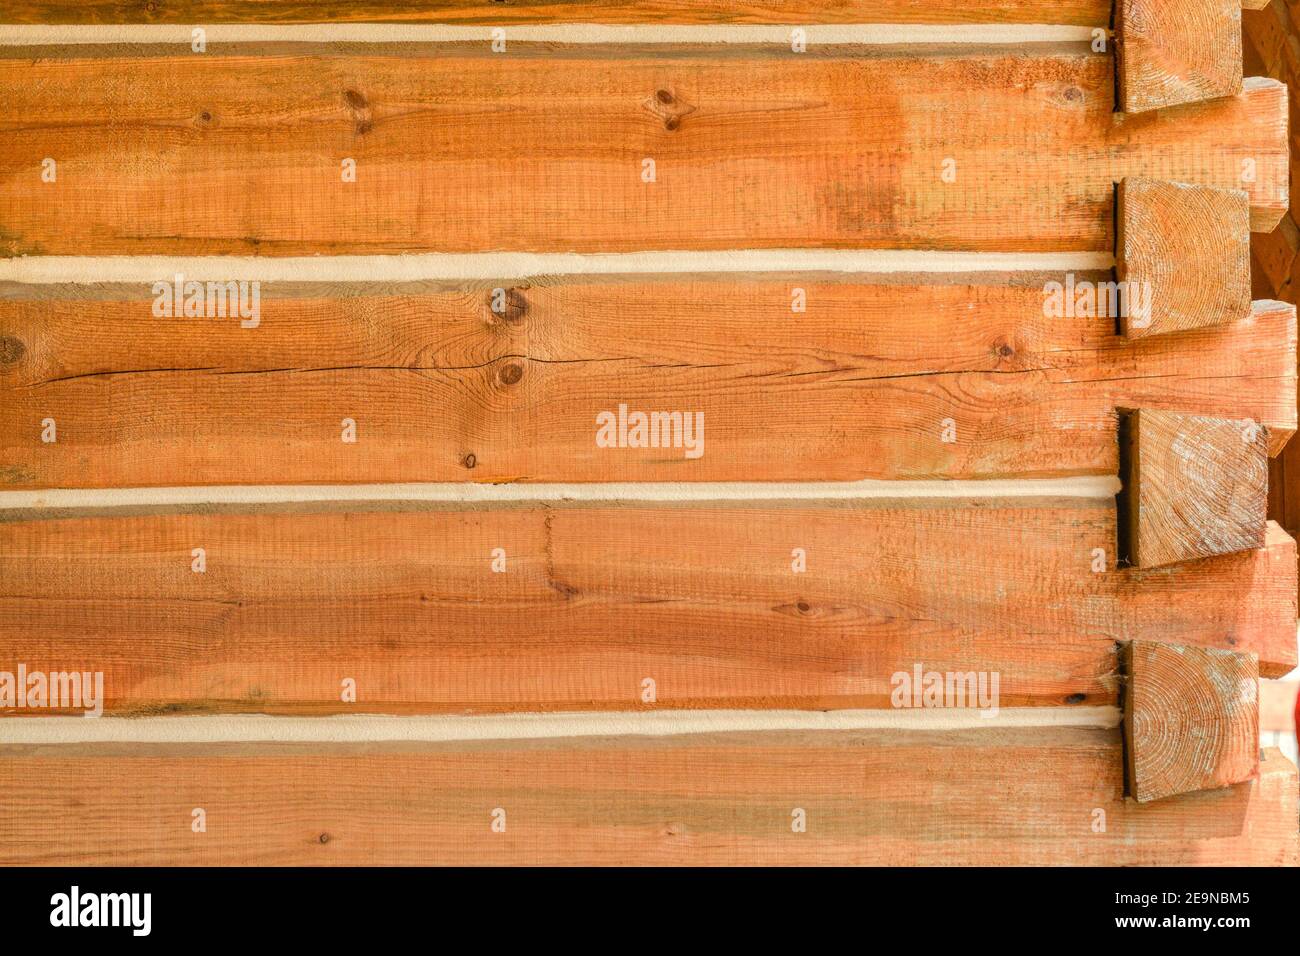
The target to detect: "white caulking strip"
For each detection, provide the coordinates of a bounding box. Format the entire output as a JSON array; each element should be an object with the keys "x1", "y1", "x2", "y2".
[
  {"x1": 0, "y1": 251, "x2": 1115, "y2": 284},
  {"x1": 0, "y1": 24, "x2": 1099, "y2": 46},
  {"x1": 0, "y1": 708, "x2": 1121, "y2": 745},
  {"x1": 0, "y1": 477, "x2": 1123, "y2": 511}
]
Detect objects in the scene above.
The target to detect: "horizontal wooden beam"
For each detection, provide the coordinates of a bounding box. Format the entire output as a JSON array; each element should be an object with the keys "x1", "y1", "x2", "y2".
[
  {"x1": 0, "y1": 50, "x2": 1286, "y2": 256},
  {"x1": 2, "y1": 280, "x2": 1293, "y2": 486},
  {"x1": 0, "y1": 2, "x2": 1119, "y2": 27},
  {"x1": 0, "y1": 730, "x2": 1293, "y2": 865},
  {"x1": 1117, "y1": 0, "x2": 1244, "y2": 113},
  {"x1": 0, "y1": 501, "x2": 1294, "y2": 717},
  {"x1": 0, "y1": 1, "x2": 1270, "y2": 27},
  {"x1": 1121, "y1": 408, "x2": 1269, "y2": 568},
  {"x1": 1116, "y1": 179, "x2": 1252, "y2": 338},
  {"x1": 1123, "y1": 641, "x2": 1260, "y2": 802}
]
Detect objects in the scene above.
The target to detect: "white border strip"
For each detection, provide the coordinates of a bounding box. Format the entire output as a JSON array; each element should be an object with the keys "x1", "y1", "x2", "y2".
[
  {"x1": 0, "y1": 708, "x2": 1121, "y2": 745},
  {"x1": 0, "y1": 24, "x2": 1098, "y2": 46},
  {"x1": 0, "y1": 478, "x2": 1122, "y2": 511},
  {"x1": 0, "y1": 251, "x2": 1114, "y2": 284}
]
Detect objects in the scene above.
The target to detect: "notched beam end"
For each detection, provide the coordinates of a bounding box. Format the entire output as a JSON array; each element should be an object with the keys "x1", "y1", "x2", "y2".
[
  {"x1": 1116, "y1": 178, "x2": 1251, "y2": 338},
  {"x1": 1250, "y1": 299, "x2": 1298, "y2": 454},
  {"x1": 1120, "y1": 408, "x2": 1268, "y2": 568},
  {"x1": 1267, "y1": 426, "x2": 1296, "y2": 456},
  {"x1": 1260, "y1": 522, "x2": 1299, "y2": 677},
  {"x1": 1118, "y1": 0, "x2": 1245, "y2": 113},
  {"x1": 1242, "y1": 77, "x2": 1290, "y2": 231},
  {"x1": 1122, "y1": 640, "x2": 1259, "y2": 803}
]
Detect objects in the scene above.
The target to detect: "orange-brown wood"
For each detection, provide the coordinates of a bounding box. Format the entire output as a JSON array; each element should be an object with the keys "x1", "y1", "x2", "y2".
[
  {"x1": 1122, "y1": 409, "x2": 1269, "y2": 568},
  {"x1": 0, "y1": 1, "x2": 1116, "y2": 25},
  {"x1": 1117, "y1": 179, "x2": 1253, "y2": 337},
  {"x1": 0, "y1": 49, "x2": 1287, "y2": 255},
  {"x1": 1261, "y1": 679, "x2": 1298, "y2": 731},
  {"x1": 2, "y1": 281, "x2": 1294, "y2": 487},
  {"x1": 1118, "y1": 0, "x2": 1245, "y2": 112},
  {"x1": 0, "y1": 732, "x2": 1294, "y2": 865},
  {"x1": 1248, "y1": 0, "x2": 1300, "y2": 602},
  {"x1": 0, "y1": 502, "x2": 1295, "y2": 717},
  {"x1": 1123, "y1": 641, "x2": 1260, "y2": 802}
]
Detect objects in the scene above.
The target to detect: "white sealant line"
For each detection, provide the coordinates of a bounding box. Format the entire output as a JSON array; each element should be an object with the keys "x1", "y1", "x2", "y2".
[
  {"x1": 0, "y1": 251, "x2": 1115, "y2": 284},
  {"x1": 0, "y1": 24, "x2": 1099, "y2": 46},
  {"x1": 0, "y1": 707, "x2": 1122, "y2": 746},
  {"x1": 0, "y1": 477, "x2": 1122, "y2": 511}
]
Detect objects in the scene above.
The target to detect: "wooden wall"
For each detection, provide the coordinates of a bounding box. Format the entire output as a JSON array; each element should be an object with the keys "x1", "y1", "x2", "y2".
[{"x1": 0, "y1": 1, "x2": 1296, "y2": 866}]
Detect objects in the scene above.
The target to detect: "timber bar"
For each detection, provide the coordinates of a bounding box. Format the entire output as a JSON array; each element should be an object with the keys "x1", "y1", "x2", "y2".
[{"x1": 0, "y1": 0, "x2": 1296, "y2": 903}]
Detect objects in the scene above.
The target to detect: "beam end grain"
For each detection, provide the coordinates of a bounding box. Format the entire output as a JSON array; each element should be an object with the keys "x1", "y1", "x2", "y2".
[
  {"x1": 1121, "y1": 409, "x2": 1269, "y2": 568},
  {"x1": 1118, "y1": 0, "x2": 1244, "y2": 113},
  {"x1": 1123, "y1": 641, "x2": 1259, "y2": 803},
  {"x1": 1117, "y1": 179, "x2": 1252, "y2": 337}
]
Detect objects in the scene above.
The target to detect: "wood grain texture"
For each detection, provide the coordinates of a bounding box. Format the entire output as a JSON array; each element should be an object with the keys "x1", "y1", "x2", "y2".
[
  {"x1": 1123, "y1": 641, "x2": 1259, "y2": 802},
  {"x1": 1122, "y1": 409, "x2": 1269, "y2": 568},
  {"x1": 2, "y1": 280, "x2": 1294, "y2": 487},
  {"x1": 0, "y1": 1, "x2": 1115, "y2": 26},
  {"x1": 0, "y1": 731, "x2": 1294, "y2": 865},
  {"x1": 1247, "y1": 0, "x2": 1300, "y2": 572},
  {"x1": 1118, "y1": 0, "x2": 1244, "y2": 112},
  {"x1": 0, "y1": 48, "x2": 1287, "y2": 256},
  {"x1": 1117, "y1": 179, "x2": 1252, "y2": 337},
  {"x1": 0, "y1": 502, "x2": 1295, "y2": 717}
]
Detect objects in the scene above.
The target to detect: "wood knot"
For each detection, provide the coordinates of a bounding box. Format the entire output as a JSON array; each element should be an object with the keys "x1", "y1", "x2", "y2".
[
  {"x1": 0, "y1": 336, "x2": 24, "y2": 365},
  {"x1": 1063, "y1": 86, "x2": 1082, "y2": 102},
  {"x1": 318, "y1": 832, "x2": 331, "y2": 844},
  {"x1": 643, "y1": 88, "x2": 696, "y2": 131},
  {"x1": 796, "y1": 600, "x2": 811, "y2": 614},
  {"x1": 463, "y1": 453, "x2": 477, "y2": 469},
  {"x1": 486, "y1": 287, "x2": 528, "y2": 324},
  {"x1": 994, "y1": 340, "x2": 1015, "y2": 360},
  {"x1": 498, "y1": 361, "x2": 524, "y2": 386},
  {"x1": 660, "y1": 822, "x2": 690, "y2": 844},
  {"x1": 196, "y1": 109, "x2": 215, "y2": 126},
  {"x1": 342, "y1": 89, "x2": 373, "y2": 135}
]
